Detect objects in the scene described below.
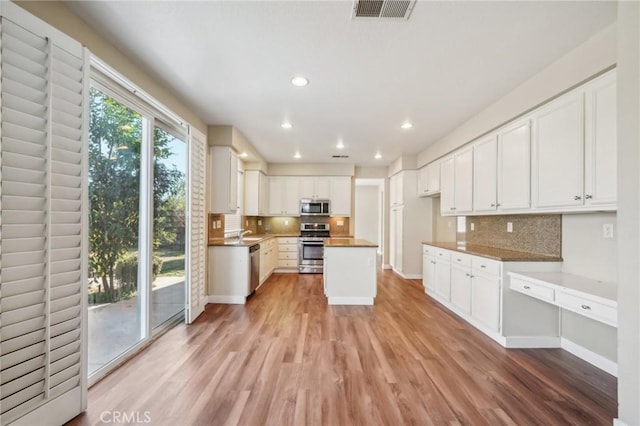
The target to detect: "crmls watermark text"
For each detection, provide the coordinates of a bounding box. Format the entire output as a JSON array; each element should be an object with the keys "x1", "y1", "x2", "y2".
[{"x1": 99, "y1": 411, "x2": 152, "y2": 424}]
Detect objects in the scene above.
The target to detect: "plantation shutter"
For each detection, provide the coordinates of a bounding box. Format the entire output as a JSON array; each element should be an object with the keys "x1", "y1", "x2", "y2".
[
  {"x1": 186, "y1": 127, "x2": 207, "y2": 324},
  {"x1": 0, "y1": 3, "x2": 87, "y2": 425}
]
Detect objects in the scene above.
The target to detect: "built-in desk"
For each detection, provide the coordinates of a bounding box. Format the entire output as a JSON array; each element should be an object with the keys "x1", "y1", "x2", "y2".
[{"x1": 509, "y1": 272, "x2": 617, "y2": 328}]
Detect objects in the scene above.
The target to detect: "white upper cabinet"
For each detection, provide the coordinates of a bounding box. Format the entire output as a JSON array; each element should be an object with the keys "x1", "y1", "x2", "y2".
[
  {"x1": 418, "y1": 161, "x2": 440, "y2": 197},
  {"x1": 441, "y1": 148, "x2": 473, "y2": 215},
  {"x1": 497, "y1": 119, "x2": 531, "y2": 210},
  {"x1": 299, "y1": 177, "x2": 331, "y2": 199},
  {"x1": 269, "y1": 176, "x2": 300, "y2": 216},
  {"x1": 584, "y1": 70, "x2": 617, "y2": 207},
  {"x1": 532, "y1": 91, "x2": 585, "y2": 209},
  {"x1": 210, "y1": 146, "x2": 239, "y2": 214},
  {"x1": 532, "y1": 69, "x2": 616, "y2": 212},
  {"x1": 390, "y1": 172, "x2": 404, "y2": 207},
  {"x1": 454, "y1": 147, "x2": 474, "y2": 214},
  {"x1": 440, "y1": 156, "x2": 455, "y2": 214},
  {"x1": 473, "y1": 135, "x2": 498, "y2": 212},
  {"x1": 330, "y1": 176, "x2": 352, "y2": 216},
  {"x1": 244, "y1": 170, "x2": 268, "y2": 216}
]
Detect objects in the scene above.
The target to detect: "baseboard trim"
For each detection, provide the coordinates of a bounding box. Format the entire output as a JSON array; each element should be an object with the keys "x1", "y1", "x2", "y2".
[
  {"x1": 208, "y1": 295, "x2": 246, "y2": 304},
  {"x1": 328, "y1": 297, "x2": 373, "y2": 306},
  {"x1": 390, "y1": 268, "x2": 421, "y2": 280},
  {"x1": 382, "y1": 264, "x2": 392, "y2": 270},
  {"x1": 613, "y1": 419, "x2": 629, "y2": 426},
  {"x1": 561, "y1": 338, "x2": 618, "y2": 377},
  {"x1": 273, "y1": 268, "x2": 298, "y2": 273},
  {"x1": 505, "y1": 336, "x2": 561, "y2": 348}
]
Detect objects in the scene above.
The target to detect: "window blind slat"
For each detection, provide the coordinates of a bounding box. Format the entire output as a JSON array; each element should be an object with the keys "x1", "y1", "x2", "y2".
[
  {"x1": 50, "y1": 235, "x2": 81, "y2": 250},
  {"x1": 3, "y1": 61, "x2": 47, "y2": 90},
  {"x1": 50, "y1": 223, "x2": 81, "y2": 237},
  {"x1": 50, "y1": 305, "x2": 81, "y2": 326},
  {"x1": 0, "y1": 381, "x2": 45, "y2": 415},
  {"x1": 1, "y1": 317, "x2": 46, "y2": 342},
  {"x1": 0, "y1": 355, "x2": 46, "y2": 384},
  {"x1": 50, "y1": 357, "x2": 80, "y2": 386},
  {"x1": 49, "y1": 318, "x2": 80, "y2": 340},
  {"x1": 2, "y1": 263, "x2": 47, "y2": 283},
  {"x1": 0, "y1": 341, "x2": 46, "y2": 371},
  {"x1": 2, "y1": 194, "x2": 46, "y2": 211},
  {"x1": 0, "y1": 329, "x2": 46, "y2": 355},
  {"x1": 50, "y1": 270, "x2": 81, "y2": 288},
  {"x1": 2, "y1": 180, "x2": 46, "y2": 197},
  {"x1": 1, "y1": 277, "x2": 45, "y2": 298},
  {"x1": 2, "y1": 251, "x2": 46, "y2": 268},
  {"x1": 50, "y1": 247, "x2": 81, "y2": 263},
  {"x1": 1, "y1": 166, "x2": 46, "y2": 185},
  {"x1": 1, "y1": 304, "x2": 46, "y2": 327},
  {"x1": 0, "y1": 369, "x2": 46, "y2": 401},
  {"x1": 50, "y1": 328, "x2": 80, "y2": 349},
  {"x1": 52, "y1": 122, "x2": 82, "y2": 141},
  {"x1": 1, "y1": 78, "x2": 47, "y2": 105},
  {"x1": 2, "y1": 121, "x2": 47, "y2": 144},
  {"x1": 2, "y1": 237, "x2": 46, "y2": 254},
  {"x1": 51, "y1": 199, "x2": 81, "y2": 212}
]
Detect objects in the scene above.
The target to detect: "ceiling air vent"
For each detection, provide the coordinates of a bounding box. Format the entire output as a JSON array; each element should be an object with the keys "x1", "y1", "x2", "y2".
[
  {"x1": 352, "y1": 0, "x2": 416, "y2": 20},
  {"x1": 332, "y1": 155, "x2": 350, "y2": 159}
]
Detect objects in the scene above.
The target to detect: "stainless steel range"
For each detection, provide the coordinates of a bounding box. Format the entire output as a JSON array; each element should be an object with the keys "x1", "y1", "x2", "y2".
[{"x1": 298, "y1": 222, "x2": 330, "y2": 274}]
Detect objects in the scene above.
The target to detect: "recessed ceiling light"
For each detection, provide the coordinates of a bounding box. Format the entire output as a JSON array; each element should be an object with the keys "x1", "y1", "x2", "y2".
[
  {"x1": 239, "y1": 152, "x2": 249, "y2": 158},
  {"x1": 281, "y1": 122, "x2": 292, "y2": 129},
  {"x1": 401, "y1": 122, "x2": 413, "y2": 129},
  {"x1": 336, "y1": 141, "x2": 345, "y2": 149},
  {"x1": 291, "y1": 76, "x2": 309, "y2": 87},
  {"x1": 294, "y1": 152, "x2": 301, "y2": 159},
  {"x1": 375, "y1": 153, "x2": 382, "y2": 159}
]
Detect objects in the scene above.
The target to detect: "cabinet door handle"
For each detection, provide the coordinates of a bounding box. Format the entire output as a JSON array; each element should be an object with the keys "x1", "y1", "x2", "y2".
[
  {"x1": 490, "y1": 203, "x2": 495, "y2": 207},
  {"x1": 574, "y1": 195, "x2": 582, "y2": 200},
  {"x1": 581, "y1": 304, "x2": 591, "y2": 310},
  {"x1": 480, "y1": 265, "x2": 486, "y2": 268},
  {"x1": 496, "y1": 203, "x2": 501, "y2": 207},
  {"x1": 523, "y1": 285, "x2": 531, "y2": 290},
  {"x1": 465, "y1": 273, "x2": 470, "y2": 277},
  {"x1": 585, "y1": 194, "x2": 593, "y2": 199}
]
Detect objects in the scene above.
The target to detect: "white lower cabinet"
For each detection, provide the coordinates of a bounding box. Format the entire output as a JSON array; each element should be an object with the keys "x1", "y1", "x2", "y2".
[
  {"x1": 259, "y1": 238, "x2": 277, "y2": 285},
  {"x1": 450, "y1": 266, "x2": 472, "y2": 315},
  {"x1": 208, "y1": 246, "x2": 250, "y2": 304},
  {"x1": 276, "y1": 237, "x2": 299, "y2": 271},
  {"x1": 422, "y1": 244, "x2": 562, "y2": 345},
  {"x1": 471, "y1": 273, "x2": 501, "y2": 332}
]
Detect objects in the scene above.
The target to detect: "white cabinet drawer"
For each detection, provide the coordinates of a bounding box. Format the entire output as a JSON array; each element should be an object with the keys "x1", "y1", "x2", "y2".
[
  {"x1": 423, "y1": 245, "x2": 436, "y2": 256},
  {"x1": 279, "y1": 252, "x2": 298, "y2": 260},
  {"x1": 556, "y1": 291, "x2": 617, "y2": 327},
  {"x1": 510, "y1": 277, "x2": 555, "y2": 303},
  {"x1": 451, "y1": 252, "x2": 472, "y2": 267},
  {"x1": 278, "y1": 237, "x2": 298, "y2": 245},
  {"x1": 278, "y1": 260, "x2": 298, "y2": 268},
  {"x1": 279, "y1": 244, "x2": 297, "y2": 253},
  {"x1": 472, "y1": 257, "x2": 501, "y2": 276},
  {"x1": 435, "y1": 248, "x2": 451, "y2": 261}
]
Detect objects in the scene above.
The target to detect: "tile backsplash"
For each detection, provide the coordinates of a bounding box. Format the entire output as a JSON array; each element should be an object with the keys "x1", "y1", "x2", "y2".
[
  {"x1": 462, "y1": 214, "x2": 561, "y2": 257},
  {"x1": 209, "y1": 214, "x2": 350, "y2": 240}
]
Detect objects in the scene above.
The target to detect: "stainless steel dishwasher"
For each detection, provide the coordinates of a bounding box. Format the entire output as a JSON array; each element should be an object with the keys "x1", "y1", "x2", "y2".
[{"x1": 249, "y1": 244, "x2": 260, "y2": 294}]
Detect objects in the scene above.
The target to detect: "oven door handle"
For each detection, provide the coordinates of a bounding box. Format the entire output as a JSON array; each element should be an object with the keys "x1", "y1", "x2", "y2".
[{"x1": 302, "y1": 242, "x2": 324, "y2": 246}]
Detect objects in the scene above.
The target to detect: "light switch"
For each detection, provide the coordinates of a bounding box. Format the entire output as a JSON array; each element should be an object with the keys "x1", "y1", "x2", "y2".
[
  {"x1": 258, "y1": 220, "x2": 262, "y2": 226},
  {"x1": 507, "y1": 222, "x2": 513, "y2": 233},
  {"x1": 603, "y1": 223, "x2": 614, "y2": 239},
  {"x1": 216, "y1": 220, "x2": 221, "y2": 228},
  {"x1": 470, "y1": 223, "x2": 475, "y2": 231},
  {"x1": 285, "y1": 220, "x2": 289, "y2": 226}
]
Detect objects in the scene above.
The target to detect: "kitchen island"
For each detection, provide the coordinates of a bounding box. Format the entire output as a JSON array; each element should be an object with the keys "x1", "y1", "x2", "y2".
[{"x1": 323, "y1": 238, "x2": 378, "y2": 305}]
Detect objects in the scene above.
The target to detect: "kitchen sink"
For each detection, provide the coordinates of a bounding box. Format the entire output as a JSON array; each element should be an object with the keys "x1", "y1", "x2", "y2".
[{"x1": 240, "y1": 237, "x2": 262, "y2": 242}]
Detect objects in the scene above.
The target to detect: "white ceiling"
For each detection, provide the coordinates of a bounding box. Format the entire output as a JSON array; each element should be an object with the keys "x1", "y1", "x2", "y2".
[{"x1": 65, "y1": 1, "x2": 616, "y2": 167}]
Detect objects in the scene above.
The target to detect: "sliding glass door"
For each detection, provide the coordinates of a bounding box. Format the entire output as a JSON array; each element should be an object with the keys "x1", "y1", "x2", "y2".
[
  {"x1": 87, "y1": 87, "x2": 188, "y2": 378},
  {"x1": 152, "y1": 126, "x2": 186, "y2": 329},
  {"x1": 87, "y1": 88, "x2": 144, "y2": 375}
]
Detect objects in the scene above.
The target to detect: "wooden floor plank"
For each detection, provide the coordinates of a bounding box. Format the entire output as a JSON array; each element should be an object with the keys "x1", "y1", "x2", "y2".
[{"x1": 66, "y1": 270, "x2": 617, "y2": 426}]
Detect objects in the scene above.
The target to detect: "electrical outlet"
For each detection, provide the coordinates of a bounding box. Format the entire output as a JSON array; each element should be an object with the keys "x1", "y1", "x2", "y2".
[
  {"x1": 507, "y1": 222, "x2": 513, "y2": 233},
  {"x1": 603, "y1": 223, "x2": 614, "y2": 239},
  {"x1": 337, "y1": 220, "x2": 344, "y2": 226},
  {"x1": 258, "y1": 220, "x2": 262, "y2": 226},
  {"x1": 285, "y1": 220, "x2": 289, "y2": 226},
  {"x1": 216, "y1": 220, "x2": 221, "y2": 228},
  {"x1": 470, "y1": 223, "x2": 475, "y2": 231}
]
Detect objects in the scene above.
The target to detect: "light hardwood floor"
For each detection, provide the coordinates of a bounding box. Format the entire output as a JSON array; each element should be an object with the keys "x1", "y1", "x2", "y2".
[{"x1": 67, "y1": 270, "x2": 617, "y2": 425}]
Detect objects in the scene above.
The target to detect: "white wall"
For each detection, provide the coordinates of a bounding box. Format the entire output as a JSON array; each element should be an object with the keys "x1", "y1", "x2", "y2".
[
  {"x1": 616, "y1": 2, "x2": 640, "y2": 424},
  {"x1": 560, "y1": 213, "x2": 617, "y2": 362},
  {"x1": 416, "y1": 24, "x2": 616, "y2": 167},
  {"x1": 355, "y1": 185, "x2": 380, "y2": 246}
]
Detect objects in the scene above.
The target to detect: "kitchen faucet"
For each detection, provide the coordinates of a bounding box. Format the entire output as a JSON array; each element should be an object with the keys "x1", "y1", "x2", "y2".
[{"x1": 239, "y1": 229, "x2": 252, "y2": 240}]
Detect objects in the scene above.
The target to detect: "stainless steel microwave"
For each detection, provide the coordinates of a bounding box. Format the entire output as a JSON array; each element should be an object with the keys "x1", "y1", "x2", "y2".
[{"x1": 300, "y1": 199, "x2": 330, "y2": 216}]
